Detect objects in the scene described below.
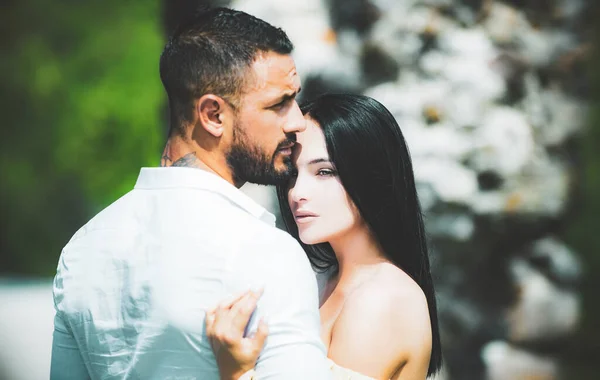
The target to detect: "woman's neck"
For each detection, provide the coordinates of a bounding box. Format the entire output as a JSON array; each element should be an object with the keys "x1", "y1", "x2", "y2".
[{"x1": 329, "y1": 225, "x2": 388, "y2": 290}]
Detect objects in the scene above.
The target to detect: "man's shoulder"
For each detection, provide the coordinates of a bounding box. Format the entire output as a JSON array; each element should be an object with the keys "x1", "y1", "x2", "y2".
[
  {"x1": 59, "y1": 192, "x2": 133, "y2": 248},
  {"x1": 230, "y1": 226, "x2": 316, "y2": 288},
  {"x1": 248, "y1": 222, "x2": 297, "y2": 243},
  {"x1": 241, "y1": 225, "x2": 306, "y2": 261}
]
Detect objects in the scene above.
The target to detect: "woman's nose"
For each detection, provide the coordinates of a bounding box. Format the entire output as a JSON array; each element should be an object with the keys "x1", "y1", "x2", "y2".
[{"x1": 289, "y1": 178, "x2": 308, "y2": 204}]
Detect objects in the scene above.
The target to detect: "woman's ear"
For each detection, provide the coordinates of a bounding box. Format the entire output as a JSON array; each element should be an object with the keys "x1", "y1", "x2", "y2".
[{"x1": 197, "y1": 94, "x2": 230, "y2": 138}]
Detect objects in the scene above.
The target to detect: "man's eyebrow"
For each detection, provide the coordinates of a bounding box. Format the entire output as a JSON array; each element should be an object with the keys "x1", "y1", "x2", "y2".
[{"x1": 272, "y1": 86, "x2": 302, "y2": 104}]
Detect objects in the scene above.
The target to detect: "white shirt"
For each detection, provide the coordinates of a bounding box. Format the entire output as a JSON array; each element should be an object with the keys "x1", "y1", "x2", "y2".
[{"x1": 51, "y1": 167, "x2": 330, "y2": 380}]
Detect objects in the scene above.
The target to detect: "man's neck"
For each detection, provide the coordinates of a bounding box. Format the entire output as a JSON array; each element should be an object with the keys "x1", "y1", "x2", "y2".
[
  {"x1": 160, "y1": 136, "x2": 242, "y2": 187},
  {"x1": 161, "y1": 139, "x2": 202, "y2": 169}
]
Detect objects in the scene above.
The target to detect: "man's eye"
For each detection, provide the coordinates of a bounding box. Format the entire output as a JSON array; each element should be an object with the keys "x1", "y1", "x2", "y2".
[{"x1": 271, "y1": 99, "x2": 291, "y2": 110}]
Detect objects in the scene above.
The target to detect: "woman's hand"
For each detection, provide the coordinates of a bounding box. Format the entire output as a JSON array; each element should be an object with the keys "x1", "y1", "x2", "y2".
[{"x1": 206, "y1": 289, "x2": 269, "y2": 380}]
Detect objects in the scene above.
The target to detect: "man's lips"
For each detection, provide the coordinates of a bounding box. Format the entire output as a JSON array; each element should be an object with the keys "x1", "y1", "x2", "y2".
[
  {"x1": 279, "y1": 142, "x2": 295, "y2": 150},
  {"x1": 277, "y1": 142, "x2": 295, "y2": 155}
]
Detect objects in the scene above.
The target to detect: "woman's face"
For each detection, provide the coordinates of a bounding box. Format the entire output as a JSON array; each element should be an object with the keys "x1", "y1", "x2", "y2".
[{"x1": 287, "y1": 116, "x2": 360, "y2": 245}]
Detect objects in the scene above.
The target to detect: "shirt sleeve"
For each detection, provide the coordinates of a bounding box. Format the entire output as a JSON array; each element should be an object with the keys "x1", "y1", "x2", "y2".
[
  {"x1": 50, "y1": 311, "x2": 91, "y2": 380},
  {"x1": 233, "y1": 230, "x2": 332, "y2": 380}
]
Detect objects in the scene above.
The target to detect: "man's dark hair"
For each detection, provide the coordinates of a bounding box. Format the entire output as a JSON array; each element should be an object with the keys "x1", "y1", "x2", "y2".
[{"x1": 159, "y1": 7, "x2": 294, "y2": 136}]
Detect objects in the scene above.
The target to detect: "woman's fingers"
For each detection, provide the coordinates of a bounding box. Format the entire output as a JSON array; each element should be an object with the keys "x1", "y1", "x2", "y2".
[
  {"x1": 205, "y1": 292, "x2": 269, "y2": 377},
  {"x1": 205, "y1": 310, "x2": 216, "y2": 331},
  {"x1": 207, "y1": 289, "x2": 264, "y2": 348},
  {"x1": 250, "y1": 317, "x2": 269, "y2": 350},
  {"x1": 205, "y1": 309, "x2": 218, "y2": 352},
  {"x1": 216, "y1": 290, "x2": 251, "y2": 311},
  {"x1": 229, "y1": 289, "x2": 263, "y2": 333}
]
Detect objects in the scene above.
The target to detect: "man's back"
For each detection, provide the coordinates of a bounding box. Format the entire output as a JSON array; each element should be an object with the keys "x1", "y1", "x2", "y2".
[{"x1": 51, "y1": 168, "x2": 329, "y2": 379}]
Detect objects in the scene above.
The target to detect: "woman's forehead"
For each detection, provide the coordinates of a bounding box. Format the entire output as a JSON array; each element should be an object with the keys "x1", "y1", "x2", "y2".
[{"x1": 296, "y1": 119, "x2": 329, "y2": 163}]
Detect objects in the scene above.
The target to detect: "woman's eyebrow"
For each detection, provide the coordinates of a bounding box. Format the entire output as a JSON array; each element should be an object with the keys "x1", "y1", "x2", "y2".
[{"x1": 307, "y1": 158, "x2": 331, "y2": 165}]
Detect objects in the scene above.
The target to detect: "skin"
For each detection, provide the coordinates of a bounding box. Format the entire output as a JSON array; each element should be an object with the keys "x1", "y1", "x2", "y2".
[
  {"x1": 209, "y1": 119, "x2": 433, "y2": 379},
  {"x1": 206, "y1": 290, "x2": 268, "y2": 380},
  {"x1": 160, "y1": 51, "x2": 305, "y2": 188}
]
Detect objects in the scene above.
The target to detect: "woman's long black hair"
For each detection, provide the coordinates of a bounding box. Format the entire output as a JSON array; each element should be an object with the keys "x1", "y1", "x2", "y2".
[{"x1": 276, "y1": 93, "x2": 442, "y2": 376}]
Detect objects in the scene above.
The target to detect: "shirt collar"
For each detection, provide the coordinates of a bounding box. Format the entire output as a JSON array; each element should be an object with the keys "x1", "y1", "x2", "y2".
[{"x1": 134, "y1": 167, "x2": 276, "y2": 226}]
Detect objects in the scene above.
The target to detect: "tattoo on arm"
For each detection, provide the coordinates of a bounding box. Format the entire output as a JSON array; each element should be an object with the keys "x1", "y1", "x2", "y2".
[{"x1": 171, "y1": 152, "x2": 199, "y2": 167}]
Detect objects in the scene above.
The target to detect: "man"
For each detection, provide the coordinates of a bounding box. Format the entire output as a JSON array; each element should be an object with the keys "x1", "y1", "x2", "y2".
[{"x1": 50, "y1": 7, "x2": 331, "y2": 379}]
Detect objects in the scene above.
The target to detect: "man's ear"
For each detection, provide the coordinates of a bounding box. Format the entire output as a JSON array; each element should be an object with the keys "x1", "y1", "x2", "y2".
[{"x1": 197, "y1": 95, "x2": 231, "y2": 138}]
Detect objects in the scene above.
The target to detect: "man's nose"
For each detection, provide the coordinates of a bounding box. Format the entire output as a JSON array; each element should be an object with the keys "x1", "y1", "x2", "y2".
[{"x1": 283, "y1": 101, "x2": 306, "y2": 134}]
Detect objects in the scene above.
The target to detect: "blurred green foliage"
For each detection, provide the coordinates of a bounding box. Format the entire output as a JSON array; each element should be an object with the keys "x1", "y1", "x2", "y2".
[{"x1": 0, "y1": 0, "x2": 165, "y2": 275}]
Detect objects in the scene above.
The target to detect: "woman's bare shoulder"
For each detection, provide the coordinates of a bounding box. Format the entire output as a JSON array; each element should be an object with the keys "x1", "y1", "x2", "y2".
[
  {"x1": 353, "y1": 262, "x2": 428, "y2": 311},
  {"x1": 343, "y1": 262, "x2": 432, "y2": 354},
  {"x1": 328, "y1": 263, "x2": 432, "y2": 378}
]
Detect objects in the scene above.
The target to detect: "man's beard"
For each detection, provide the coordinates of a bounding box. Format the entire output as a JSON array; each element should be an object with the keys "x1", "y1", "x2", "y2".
[{"x1": 226, "y1": 123, "x2": 297, "y2": 186}]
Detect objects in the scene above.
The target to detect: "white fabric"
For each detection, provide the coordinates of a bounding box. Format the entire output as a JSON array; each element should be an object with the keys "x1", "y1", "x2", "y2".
[{"x1": 51, "y1": 167, "x2": 330, "y2": 380}]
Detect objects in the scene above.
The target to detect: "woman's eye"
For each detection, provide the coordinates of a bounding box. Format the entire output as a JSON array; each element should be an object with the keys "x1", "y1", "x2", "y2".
[{"x1": 317, "y1": 169, "x2": 336, "y2": 176}]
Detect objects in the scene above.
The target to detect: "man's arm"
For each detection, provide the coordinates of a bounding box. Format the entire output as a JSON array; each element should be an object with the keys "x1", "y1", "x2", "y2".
[
  {"x1": 50, "y1": 312, "x2": 91, "y2": 380},
  {"x1": 237, "y1": 233, "x2": 332, "y2": 380}
]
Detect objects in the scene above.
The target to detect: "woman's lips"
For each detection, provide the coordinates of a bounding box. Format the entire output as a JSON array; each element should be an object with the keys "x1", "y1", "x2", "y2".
[
  {"x1": 295, "y1": 215, "x2": 317, "y2": 224},
  {"x1": 294, "y1": 211, "x2": 318, "y2": 224}
]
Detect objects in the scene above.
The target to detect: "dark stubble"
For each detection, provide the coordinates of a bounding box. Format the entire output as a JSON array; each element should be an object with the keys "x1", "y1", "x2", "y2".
[{"x1": 226, "y1": 122, "x2": 297, "y2": 186}]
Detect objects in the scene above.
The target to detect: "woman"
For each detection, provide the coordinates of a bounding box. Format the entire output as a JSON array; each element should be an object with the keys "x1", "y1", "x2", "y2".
[{"x1": 206, "y1": 94, "x2": 442, "y2": 379}]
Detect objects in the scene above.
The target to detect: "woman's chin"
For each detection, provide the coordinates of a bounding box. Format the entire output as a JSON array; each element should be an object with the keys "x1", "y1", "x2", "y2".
[{"x1": 298, "y1": 233, "x2": 326, "y2": 246}]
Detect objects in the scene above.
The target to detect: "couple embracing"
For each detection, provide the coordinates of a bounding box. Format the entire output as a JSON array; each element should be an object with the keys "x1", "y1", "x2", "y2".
[{"x1": 51, "y1": 7, "x2": 442, "y2": 380}]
